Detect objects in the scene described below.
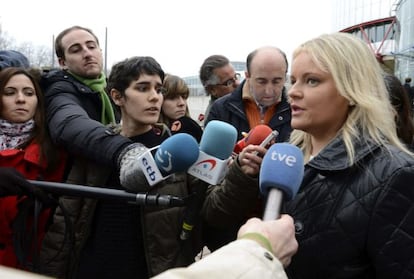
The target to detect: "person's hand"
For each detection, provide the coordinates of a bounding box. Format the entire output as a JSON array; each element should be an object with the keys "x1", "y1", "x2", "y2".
[
  {"x1": 0, "y1": 167, "x2": 31, "y2": 197},
  {"x1": 237, "y1": 215, "x2": 298, "y2": 267},
  {"x1": 118, "y1": 143, "x2": 151, "y2": 192},
  {"x1": 236, "y1": 145, "x2": 267, "y2": 177},
  {"x1": 0, "y1": 167, "x2": 55, "y2": 204}
]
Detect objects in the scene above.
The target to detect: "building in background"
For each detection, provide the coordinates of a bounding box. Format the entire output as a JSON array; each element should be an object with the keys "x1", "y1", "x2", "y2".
[
  {"x1": 393, "y1": 0, "x2": 414, "y2": 80},
  {"x1": 332, "y1": 0, "x2": 414, "y2": 80}
]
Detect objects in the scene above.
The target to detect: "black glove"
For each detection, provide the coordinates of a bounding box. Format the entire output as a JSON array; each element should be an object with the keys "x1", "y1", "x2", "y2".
[
  {"x1": 0, "y1": 167, "x2": 55, "y2": 205},
  {"x1": 0, "y1": 167, "x2": 33, "y2": 197}
]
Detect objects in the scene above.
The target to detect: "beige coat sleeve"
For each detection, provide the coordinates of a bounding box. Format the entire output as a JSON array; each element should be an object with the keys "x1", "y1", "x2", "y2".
[{"x1": 152, "y1": 239, "x2": 288, "y2": 279}]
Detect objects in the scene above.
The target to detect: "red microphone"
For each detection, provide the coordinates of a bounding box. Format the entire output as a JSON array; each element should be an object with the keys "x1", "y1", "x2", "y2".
[{"x1": 233, "y1": 124, "x2": 274, "y2": 154}]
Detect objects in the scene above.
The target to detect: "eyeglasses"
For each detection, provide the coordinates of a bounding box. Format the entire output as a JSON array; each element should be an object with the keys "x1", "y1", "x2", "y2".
[{"x1": 215, "y1": 73, "x2": 241, "y2": 87}]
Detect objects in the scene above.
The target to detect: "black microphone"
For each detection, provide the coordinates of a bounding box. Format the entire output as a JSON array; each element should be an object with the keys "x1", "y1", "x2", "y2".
[
  {"x1": 180, "y1": 120, "x2": 237, "y2": 240},
  {"x1": 259, "y1": 143, "x2": 304, "y2": 220},
  {"x1": 29, "y1": 180, "x2": 186, "y2": 207}
]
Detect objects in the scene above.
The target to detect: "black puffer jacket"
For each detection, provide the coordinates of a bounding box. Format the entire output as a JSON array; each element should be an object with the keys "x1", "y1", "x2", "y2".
[
  {"x1": 41, "y1": 69, "x2": 131, "y2": 167},
  {"x1": 206, "y1": 80, "x2": 292, "y2": 142},
  {"x1": 285, "y1": 136, "x2": 414, "y2": 279}
]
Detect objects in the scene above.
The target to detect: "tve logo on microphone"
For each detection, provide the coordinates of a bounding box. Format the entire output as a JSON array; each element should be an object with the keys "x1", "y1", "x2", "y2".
[{"x1": 268, "y1": 150, "x2": 298, "y2": 167}]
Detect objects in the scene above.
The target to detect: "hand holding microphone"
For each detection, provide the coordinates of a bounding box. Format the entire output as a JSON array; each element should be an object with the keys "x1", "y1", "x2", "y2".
[
  {"x1": 234, "y1": 125, "x2": 278, "y2": 177},
  {"x1": 233, "y1": 124, "x2": 277, "y2": 157},
  {"x1": 119, "y1": 133, "x2": 199, "y2": 192},
  {"x1": 259, "y1": 143, "x2": 304, "y2": 220},
  {"x1": 118, "y1": 142, "x2": 149, "y2": 191}
]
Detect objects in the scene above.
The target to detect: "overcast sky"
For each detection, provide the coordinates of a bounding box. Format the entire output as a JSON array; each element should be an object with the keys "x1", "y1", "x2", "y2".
[{"x1": 1, "y1": 0, "x2": 333, "y2": 77}]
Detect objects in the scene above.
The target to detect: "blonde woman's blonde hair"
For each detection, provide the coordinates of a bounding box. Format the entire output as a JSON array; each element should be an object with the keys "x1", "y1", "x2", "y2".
[{"x1": 289, "y1": 32, "x2": 412, "y2": 164}]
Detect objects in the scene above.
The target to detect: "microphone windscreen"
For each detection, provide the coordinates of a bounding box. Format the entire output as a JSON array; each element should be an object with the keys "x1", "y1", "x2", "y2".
[
  {"x1": 259, "y1": 143, "x2": 304, "y2": 200},
  {"x1": 155, "y1": 133, "x2": 199, "y2": 175},
  {"x1": 170, "y1": 116, "x2": 203, "y2": 143},
  {"x1": 200, "y1": 120, "x2": 237, "y2": 160},
  {"x1": 245, "y1": 124, "x2": 273, "y2": 145}
]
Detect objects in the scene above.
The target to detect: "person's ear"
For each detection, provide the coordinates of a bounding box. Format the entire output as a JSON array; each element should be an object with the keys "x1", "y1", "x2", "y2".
[
  {"x1": 58, "y1": 58, "x2": 67, "y2": 70},
  {"x1": 111, "y1": 89, "x2": 124, "y2": 106},
  {"x1": 206, "y1": 85, "x2": 217, "y2": 97}
]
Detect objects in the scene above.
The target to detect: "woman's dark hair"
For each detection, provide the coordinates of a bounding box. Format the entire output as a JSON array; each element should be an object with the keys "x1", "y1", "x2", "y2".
[
  {"x1": 107, "y1": 56, "x2": 165, "y2": 96},
  {"x1": 0, "y1": 67, "x2": 62, "y2": 171},
  {"x1": 384, "y1": 73, "x2": 414, "y2": 146},
  {"x1": 159, "y1": 74, "x2": 190, "y2": 125}
]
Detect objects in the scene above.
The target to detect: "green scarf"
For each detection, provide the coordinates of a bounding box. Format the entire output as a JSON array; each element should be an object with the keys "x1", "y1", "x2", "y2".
[{"x1": 69, "y1": 71, "x2": 116, "y2": 125}]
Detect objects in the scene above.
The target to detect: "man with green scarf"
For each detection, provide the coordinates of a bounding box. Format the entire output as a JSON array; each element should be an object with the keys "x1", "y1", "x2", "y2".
[
  {"x1": 39, "y1": 25, "x2": 151, "y2": 277},
  {"x1": 41, "y1": 25, "x2": 145, "y2": 172}
]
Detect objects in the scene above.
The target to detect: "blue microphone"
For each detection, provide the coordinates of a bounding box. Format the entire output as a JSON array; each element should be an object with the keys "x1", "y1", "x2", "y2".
[
  {"x1": 138, "y1": 133, "x2": 199, "y2": 186},
  {"x1": 259, "y1": 143, "x2": 304, "y2": 220},
  {"x1": 155, "y1": 133, "x2": 199, "y2": 176},
  {"x1": 200, "y1": 120, "x2": 238, "y2": 160},
  {"x1": 187, "y1": 120, "x2": 238, "y2": 185}
]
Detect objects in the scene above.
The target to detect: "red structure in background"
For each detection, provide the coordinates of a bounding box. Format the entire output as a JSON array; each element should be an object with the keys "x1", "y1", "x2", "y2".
[{"x1": 340, "y1": 16, "x2": 396, "y2": 65}]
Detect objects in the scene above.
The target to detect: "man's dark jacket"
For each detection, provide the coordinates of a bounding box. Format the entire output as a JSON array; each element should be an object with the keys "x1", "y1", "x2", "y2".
[
  {"x1": 41, "y1": 69, "x2": 131, "y2": 167},
  {"x1": 206, "y1": 80, "x2": 292, "y2": 141}
]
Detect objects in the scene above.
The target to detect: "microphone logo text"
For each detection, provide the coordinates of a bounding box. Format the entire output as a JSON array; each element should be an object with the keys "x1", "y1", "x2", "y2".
[
  {"x1": 270, "y1": 151, "x2": 297, "y2": 167},
  {"x1": 141, "y1": 157, "x2": 157, "y2": 181}
]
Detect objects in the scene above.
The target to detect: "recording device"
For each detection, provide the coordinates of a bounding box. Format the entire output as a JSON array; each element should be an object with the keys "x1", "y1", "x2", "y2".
[
  {"x1": 138, "y1": 133, "x2": 200, "y2": 186},
  {"x1": 181, "y1": 120, "x2": 238, "y2": 240},
  {"x1": 188, "y1": 120, "x2": 238, "y2": 185},
  {"x1": 259, "y1": 143, "x2": 304, "y2": 220},
  {"x1": 233, "y1": 124, "x2": 274, "y2": 154}
]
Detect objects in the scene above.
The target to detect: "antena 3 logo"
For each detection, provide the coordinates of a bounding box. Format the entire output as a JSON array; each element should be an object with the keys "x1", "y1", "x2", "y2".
[
  {"x1": 195, "y1": 159, "x2": 217, "y2": 171},
  {"x1": 188, "y1": 152, "x2": 228, "y2": 185}
]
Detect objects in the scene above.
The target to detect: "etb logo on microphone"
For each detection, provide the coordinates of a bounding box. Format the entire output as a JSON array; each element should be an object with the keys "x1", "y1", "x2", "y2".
[{"x1": 138, "y1": 150, "x2": 164, "y2": 186}]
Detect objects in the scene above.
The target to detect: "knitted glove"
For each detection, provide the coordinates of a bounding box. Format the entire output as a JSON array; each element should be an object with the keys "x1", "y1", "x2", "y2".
[{"x1": 118, "y1": 143, "x2": 150, "y2": 192}]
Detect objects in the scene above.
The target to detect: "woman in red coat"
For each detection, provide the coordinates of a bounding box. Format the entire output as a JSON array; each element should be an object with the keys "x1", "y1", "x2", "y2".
[{"x1": 0, "y1": 67, "x2": 66, "y2": 271}]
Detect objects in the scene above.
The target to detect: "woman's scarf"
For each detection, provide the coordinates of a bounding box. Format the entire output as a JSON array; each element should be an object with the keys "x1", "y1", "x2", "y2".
[
  {"x1": 0, "y1": 119, "x2": 34, "y2": 150},
  {"x1": 69, "y1": 71, "x2": 116, "y2": 125}
]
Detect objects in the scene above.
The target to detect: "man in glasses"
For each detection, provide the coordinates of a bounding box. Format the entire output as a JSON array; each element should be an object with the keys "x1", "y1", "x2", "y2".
[
  {"x1": 199, "y1": 55, "x2": 241, "y2": 126},
  {"x1": 205, "y1": 46, "x2": 292, "y2": 142}
]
